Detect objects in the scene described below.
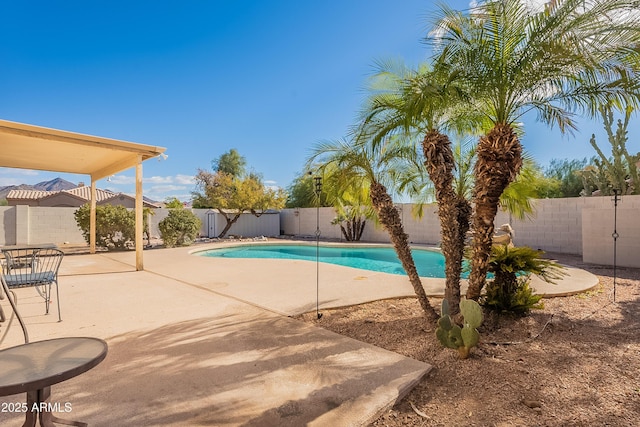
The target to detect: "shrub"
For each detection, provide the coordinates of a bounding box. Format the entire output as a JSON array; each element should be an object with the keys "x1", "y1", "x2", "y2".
[
  {"x1": 483, "y1": 276, "x2": 544, "y2": 314},
  {"x1": 481, "y1": 245, "x2": 564, "y2": 314},
  {"x1": 74, "y1": 204, "x2": 135, "y2": 250},
  {"x1": 159, "y1": 209, "x2": 201, "y2": 247}
]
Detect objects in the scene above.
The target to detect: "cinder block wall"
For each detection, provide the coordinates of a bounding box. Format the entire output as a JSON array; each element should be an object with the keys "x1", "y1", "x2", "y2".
[
  {"x1": 581, "y1": 195, "x2": 640, "y2": 268},
  {"x1": 28, "y1": 207, "x2": 85, "y2": 245},
  {"x1": 282, "y1": 195, "x2": 640, "y2": 267},
  {"x1": 281, "y1": 203, "x2": 442, "y2": 245},
  {"x1": 148, "y1": 209, "x2": 277, "y2": 239},
  {"x1": 496, "y1": 196, "x2": 639, "y2": 262},
  {"x1": 0, "y1": 207, "x2": 16, "y2": 246},
  {"x1": 2, "y1": 196, "x2": 638, "y2": 268},
  {"x1": 493, "y1": 198, "x2": 584, "y2": 254}
]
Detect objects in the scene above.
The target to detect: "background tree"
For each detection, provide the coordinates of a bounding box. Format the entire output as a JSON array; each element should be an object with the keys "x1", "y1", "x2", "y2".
[
  {"x1": 314, "y1": 162, "x2": 374, "y2": 242},
  {"x1": 430, "y1": 0, "x2": 640, "y2": 300},
  {"x1": 192, "y1": 170, "x2": 286, "y2": 237},
  {"x1": 577, "y1": 103, "x2": 640, "y2": 195},
  {"x1": 330, "y1": 204, "x2": 370, "y2": 241},
  {"x1": 212, "y1": 148, "x2": 247, "y2": 177},
  {"x1": 286, "y1": 166, "x2": 374, "y2": 241},
  {"x1": 143, "y1": 207, "x2": 154, "y2": 247},
  {"x1": 285, "y1": 171, "x2": 331, "y2": 208},
  {"x1": 543, "y1": 158, "x2": 589, "y2": 198},
  {"x1": 499, "y1": 156, "x2": 559, "y2": 220},
  {"x1": 164, "y1": 196, "x2": 185, "y2": 209}
]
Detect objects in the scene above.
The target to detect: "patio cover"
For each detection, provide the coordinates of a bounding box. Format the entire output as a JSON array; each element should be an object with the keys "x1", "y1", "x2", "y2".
[{"x1": 0, "y1": 119, "x2": 166, "y2": 270}]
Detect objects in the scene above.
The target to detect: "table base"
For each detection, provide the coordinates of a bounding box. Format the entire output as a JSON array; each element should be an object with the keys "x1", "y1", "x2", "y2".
[{"x1": 23, "y1": 387, "x2": 86, "y2": 427}]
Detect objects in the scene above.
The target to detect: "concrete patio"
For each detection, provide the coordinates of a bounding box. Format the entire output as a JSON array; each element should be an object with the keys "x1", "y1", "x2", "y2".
[{"x1": 0, "y1": 242, "x2": 598, "y2": 426}]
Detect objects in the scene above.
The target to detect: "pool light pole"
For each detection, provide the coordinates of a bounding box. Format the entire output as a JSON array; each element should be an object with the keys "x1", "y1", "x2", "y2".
[{"x1": 314, "y1": 175, "x2": 323, "y2": 319}]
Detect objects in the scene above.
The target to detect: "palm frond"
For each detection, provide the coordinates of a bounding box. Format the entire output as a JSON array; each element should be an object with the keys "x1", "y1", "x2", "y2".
[{"x1": 428, "y1": 0, "x2": 640, "y2": 128}]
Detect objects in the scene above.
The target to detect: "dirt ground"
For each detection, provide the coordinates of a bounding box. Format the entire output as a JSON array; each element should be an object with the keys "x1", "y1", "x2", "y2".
[{"x1": 297, "y1": 253, "x2": 640, "y2": 427}]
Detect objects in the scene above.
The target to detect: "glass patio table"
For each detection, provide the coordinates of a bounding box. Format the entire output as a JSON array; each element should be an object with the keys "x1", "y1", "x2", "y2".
[{"x1": 0, "y1": 337, "x2": 107, "y2": 427}]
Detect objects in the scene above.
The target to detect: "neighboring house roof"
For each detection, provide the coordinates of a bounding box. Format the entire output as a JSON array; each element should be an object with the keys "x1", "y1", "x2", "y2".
[
  {"x1": 58, "y1": 186, "x2": 118, "y2": 203},
  {"x1": 7, "y1": 188, "x2": 160, "y2": 208},
  {"x1": 6, "y1": 190, "x2": 52, "y2": 200}
]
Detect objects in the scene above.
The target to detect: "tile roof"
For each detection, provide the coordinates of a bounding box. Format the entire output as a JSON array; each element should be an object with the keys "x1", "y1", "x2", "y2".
[
  {"x1": 7, "y1": 187, "x2": 159, "y2": 207},
  {"x1": 63, "y1": 186, "x2": 117, "y2": 202},
  {"x1": 7, "y1": 190, "x2": 53, "y2": 200}
]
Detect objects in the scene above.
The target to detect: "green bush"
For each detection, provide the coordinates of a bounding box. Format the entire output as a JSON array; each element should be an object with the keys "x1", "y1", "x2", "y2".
[
  {"x1": 74, "y1": 204, "x2": 136, "y2": 250},
  {"x1": 483, "y1": 276, "x2": 544, "y2": 314},
  {"x1": 159, "y1": 209, "x2": 201, "y2": 247},
  {"x1": 481, "y1": 245, "x2": 564, "y2": 314}
]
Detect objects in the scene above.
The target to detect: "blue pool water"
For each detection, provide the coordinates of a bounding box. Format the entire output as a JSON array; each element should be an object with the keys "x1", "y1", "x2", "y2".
[{"x1": 197, "y1": 244, "x2": 451, "y2": 278}]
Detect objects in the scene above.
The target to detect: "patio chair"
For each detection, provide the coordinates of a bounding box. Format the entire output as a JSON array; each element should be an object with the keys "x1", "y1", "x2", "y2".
[
  {"x1": 0, "y1": 290, "x2": 4, "y2": 323},
  {"x1": 2, "y1": 248, "x2": 64, "y2": 322},
  {"x1": 0, "y1": 274, "x2": 30, "y2": 344}
]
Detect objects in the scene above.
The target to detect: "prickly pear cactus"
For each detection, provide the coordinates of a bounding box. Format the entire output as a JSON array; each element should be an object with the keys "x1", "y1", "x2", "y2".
[
  {"x1": 460, "y1": 299, "x2": 483, "y2": 329},
  {"x1": 436, "y1": 298, "x2": 483, "y2": 359},
  {"x1": 441, "y1": 299, "x2": 450, "y2": 317}
]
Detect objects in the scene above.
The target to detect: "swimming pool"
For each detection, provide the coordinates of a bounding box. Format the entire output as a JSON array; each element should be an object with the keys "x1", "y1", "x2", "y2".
[{"x1": 197, "y1": 244, "x2": 450, "y2": 278}]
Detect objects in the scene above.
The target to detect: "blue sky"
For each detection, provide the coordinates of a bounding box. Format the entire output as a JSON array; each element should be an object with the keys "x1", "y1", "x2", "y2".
[{"x1": 0, "y1": 0, "x2": 636, "y2": 202}]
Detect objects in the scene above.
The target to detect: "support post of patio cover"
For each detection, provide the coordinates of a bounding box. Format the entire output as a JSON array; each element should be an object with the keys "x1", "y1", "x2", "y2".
[
  {"x1": 90, "y1": 180, "x2": 97, "y2": 254},
  {"x1": 135, "y1": 157, "x2": 143, "y2": 271}
]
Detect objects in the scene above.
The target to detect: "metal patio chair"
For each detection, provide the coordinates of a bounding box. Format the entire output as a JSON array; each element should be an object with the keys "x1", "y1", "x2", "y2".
[
  {"x1": 0, "y1": 273, "x2": 30, "y2": 344},
  {"x1": 2, "y1": 248, "x2": 64, "y2": 322}
]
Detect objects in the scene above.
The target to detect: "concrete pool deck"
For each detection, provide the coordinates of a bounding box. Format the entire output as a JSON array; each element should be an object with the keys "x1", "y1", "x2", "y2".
[
  {"x1": 0, "y1": 241, "x2": 599, "y2": 426},
  {"x1": 171, "y1": 241, "x2": 598, "y2": 316}
]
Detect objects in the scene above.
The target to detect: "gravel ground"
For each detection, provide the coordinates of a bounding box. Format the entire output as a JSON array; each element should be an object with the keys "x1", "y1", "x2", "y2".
[{"x1": 297, "y1": 253, "x2": 640, "y2": 427}]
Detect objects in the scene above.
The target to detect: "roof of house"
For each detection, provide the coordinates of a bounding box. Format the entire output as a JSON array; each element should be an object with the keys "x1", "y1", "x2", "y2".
[
  {"x1": 7, "y1": 187, "x2": 160, "y2": 207},
  {"x1": 62, "y1": 186, "x2": 118, "y2": 202},
  {"x1": 6, "y1": 190, "x2": 52, "y2": 200}
]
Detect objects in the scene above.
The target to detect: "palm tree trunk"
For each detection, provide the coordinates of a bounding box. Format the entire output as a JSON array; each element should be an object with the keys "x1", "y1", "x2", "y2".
[
  {"x1": 339, "y1": 224, "x2": 350, "y2": 241},
  {"x1": 422, "y1": 130, "x2": 468, "y2": 316},
  {"x1": 467, "y1": 123, "x2": 523, "y2": 300},
  {"x1": 456, "y1": 196, "x2": 472, "y2": 260},
  {"x1": 369, "y1": 181, "x2": 438, "y2": 321},
  {"x1": 356, "y1": 219, "x2": 366, "y2": 241}
]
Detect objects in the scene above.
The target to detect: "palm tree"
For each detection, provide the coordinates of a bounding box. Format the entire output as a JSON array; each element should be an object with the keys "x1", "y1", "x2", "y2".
[
  {"x1": 357, "y1": 61, "x2": 478, "y2": 316},
  {"x1": 309, "y1": 138, "x2": 439, "y2": 321},
  {"x1": 318, "y1": 162, "x2": 375, "y2": 242},
  {"x1": 430, "y1": 0, "x2": 640, "y2": 299},
  {"x1": 453, "y1": 139, "x2": 556, "y2": 221}
]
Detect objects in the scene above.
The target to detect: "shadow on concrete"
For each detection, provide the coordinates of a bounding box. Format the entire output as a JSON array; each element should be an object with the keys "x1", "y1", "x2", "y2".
[{"x1": 0, "y1": 313, "x2": 429, "y2": 427}]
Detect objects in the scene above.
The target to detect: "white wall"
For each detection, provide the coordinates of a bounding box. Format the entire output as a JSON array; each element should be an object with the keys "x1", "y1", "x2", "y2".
[
  {"x1": 282, "y1": 195, "x2": 640, "y2": 267},
  {"x1": 581, "y1": 196, "x2": 640, "y2": 268},
  {"x1": 0, "y1": 206, "x2": 17, "y2": 245},
  {"x1": 28, "y1": 207, "x2": 86, "y2": 245},
  {"x1": 281, "y1": 204, "x2": 442, "y2": 245},
  {"x1": 0, "y1": 206, "x2": 85, "y2": 245},
  {"x1": 206, "y1": 212, "x2": 280, "y2": 238},
  {"x1": 2, "y1": 196, "x2": 638, "y2": 267}
]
